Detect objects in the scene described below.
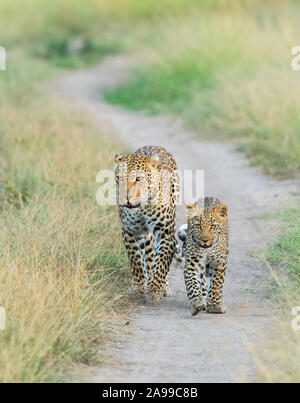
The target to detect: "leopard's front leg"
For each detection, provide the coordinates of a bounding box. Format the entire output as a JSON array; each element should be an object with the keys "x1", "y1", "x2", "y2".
[
  {"x1": 122, "y1": 230, "x2": 147, "y2": 293},
  {"x1": 206, "y1": 257, "x2": 227, "y2": 314},
  {"x1": 146, "y1": 227, "x2": 175, "y2": 302},
  {"x1": 184, "y1": 255, "x2": 207, "y2": 316}
]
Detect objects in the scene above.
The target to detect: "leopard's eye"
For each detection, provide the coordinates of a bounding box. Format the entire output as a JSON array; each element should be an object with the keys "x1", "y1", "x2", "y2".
[
  {"x1": 211, "y1": 224, "x2": 217, "y2": 229},
  {"x1": 135, "y1": 176, "x2": 143, "y2": 183}
]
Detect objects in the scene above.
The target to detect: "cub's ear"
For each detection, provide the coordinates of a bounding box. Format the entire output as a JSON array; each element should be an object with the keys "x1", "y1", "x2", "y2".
[
  {"x1": 215, "y1": 204, "x2": 228, "y2": 219},
  {"x1": 185, "y1": 203, "x2": 201, "y2": 217},
  {"x1": 114, "y1": 152, "x2": 124, "y2": 163}
]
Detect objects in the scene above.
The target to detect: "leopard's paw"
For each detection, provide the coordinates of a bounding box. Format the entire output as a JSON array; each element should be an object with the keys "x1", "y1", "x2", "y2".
[
  {"x1": 206, "y1": 303, "x2": 226, "y2": 314},
  {"x1": 129, "y1": 282, "x2": 145, "y2": 297},
  {"x1": 145, "y1": 287, "x2": 163, "y2": 303}
]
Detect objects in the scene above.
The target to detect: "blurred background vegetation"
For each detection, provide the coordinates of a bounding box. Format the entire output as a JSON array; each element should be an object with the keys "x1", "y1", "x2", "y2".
[
  {"x1": 1, "y1": 0, "x2": 299, "y2": 176},
  {"x1": 0, "y1": 0, "x2": 299, "y2": 382}
]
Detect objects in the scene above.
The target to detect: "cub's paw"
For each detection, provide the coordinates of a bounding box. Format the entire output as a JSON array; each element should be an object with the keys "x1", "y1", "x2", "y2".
[
  {"x1": 191, "y1": 302, "x2": 205, "y2": 317},
  {"x1": 206, "y1": 304, "x2": 226, "y2": 314}
]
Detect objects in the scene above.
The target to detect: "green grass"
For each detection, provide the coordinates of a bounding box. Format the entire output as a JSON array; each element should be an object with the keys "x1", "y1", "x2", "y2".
[
  {"x1": 105, "y1": 9, "x2": 251, "y2": 114},
  {"x1": 33, "y1": 38, "x2": 121, "y2": 69},
  {"x1": 0, "y1": 0, "x2": 127, "y2": 70},
  {"x1": 105, "y1": 1, "x2": 300, "y2": 177},
  {"x1": 106, "y1": 56, "x2": 216, "y2": 115},
  {"x1": 256, "y1": 206, "x2": 300, "y2": 382},
  {"x1": 0, "y1": 0, "x2": 215, "y2": 70},
  {"x1": 265, "y1": 207, "x2": 300, "y2": 293}
]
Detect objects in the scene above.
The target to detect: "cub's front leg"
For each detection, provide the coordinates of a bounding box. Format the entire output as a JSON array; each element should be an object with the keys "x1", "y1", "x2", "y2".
[
  {"x1": 184, "y1": 255, "x2": 207, "y2": 316},
  {"x1": 206, "y1": 257, "x2": 227, "y2": 314}
]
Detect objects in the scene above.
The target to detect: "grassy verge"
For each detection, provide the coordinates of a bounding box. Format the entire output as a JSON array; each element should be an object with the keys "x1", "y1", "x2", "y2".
[
  {"x1": 0, "y1": 53, "x2": 132, "y2": 382},
  {"x1": 105, "y1": 0, "x2": 300, "y2": 177},
  {"x1": 256, "y1": 206, "x2": 300, "y2": 382},
  {"x1": 265, "y1": 208, "x2": 300, "y2": 295}
]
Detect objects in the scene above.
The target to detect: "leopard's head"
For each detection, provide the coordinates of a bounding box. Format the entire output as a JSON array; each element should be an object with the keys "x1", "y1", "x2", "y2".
[
  {"x1": 186, "y1": 202, "x2": 228, "y2": 248},
  {"x1": 114, "y1": 152, "x2": 161, "y2": 208}
]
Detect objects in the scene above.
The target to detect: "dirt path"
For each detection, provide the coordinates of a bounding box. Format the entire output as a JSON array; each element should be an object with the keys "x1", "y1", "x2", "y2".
[{"x1": 55, "y1": 56, "x2": 298, "y2": 383}]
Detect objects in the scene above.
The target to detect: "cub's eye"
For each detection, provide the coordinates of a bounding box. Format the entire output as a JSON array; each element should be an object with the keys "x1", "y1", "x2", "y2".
[{"x1": 135, "y1": 177, "x2": 142, "y2": 183}]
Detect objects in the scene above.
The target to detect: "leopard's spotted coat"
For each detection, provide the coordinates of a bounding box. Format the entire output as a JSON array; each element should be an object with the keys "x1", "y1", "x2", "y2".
[
  {"x1": 114, "y1": 146, "x2": 179, "y2": 301},
  {"x1": 179, "y1": 197, "x2": 229, "y2": 316}
]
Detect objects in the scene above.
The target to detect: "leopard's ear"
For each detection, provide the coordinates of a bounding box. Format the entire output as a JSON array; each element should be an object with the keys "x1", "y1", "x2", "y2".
[
  {"x1": 215, "y1": 204, "x2": 228, "y2": 220},
  {"x1": 186, "y1": 203, "x2": 201, "y2": 217},
  {"x1": 114, "y1": 152, "x2": 124, "y2": 163}
]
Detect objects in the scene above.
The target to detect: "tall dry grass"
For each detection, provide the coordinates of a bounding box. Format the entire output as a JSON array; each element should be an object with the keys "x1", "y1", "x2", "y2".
[{"x1": 0, "y1": 56, "x2": 129, "y2": 381}]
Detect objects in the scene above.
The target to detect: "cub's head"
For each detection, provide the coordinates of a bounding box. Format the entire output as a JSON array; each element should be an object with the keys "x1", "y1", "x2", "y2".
[
  {"x1": 186, "y1": 202, "x2": 228, "y2": 248},
  {"x1": 114, "y1": 152, "x2": 161, "y2": 208}
]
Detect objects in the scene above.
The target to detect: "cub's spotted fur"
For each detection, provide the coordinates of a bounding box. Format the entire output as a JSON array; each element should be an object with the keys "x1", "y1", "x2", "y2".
[
  {"x1": 114, "y1": 146, "x2": 179, "y2": 301},
  {"x1": 179, "y1": 197, "x2": 229, "y2": 316}
]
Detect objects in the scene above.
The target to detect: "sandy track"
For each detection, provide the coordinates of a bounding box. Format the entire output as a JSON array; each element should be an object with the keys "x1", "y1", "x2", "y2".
[{"x1": 55, "y1": 56, "x2": 298, "y2": 383}]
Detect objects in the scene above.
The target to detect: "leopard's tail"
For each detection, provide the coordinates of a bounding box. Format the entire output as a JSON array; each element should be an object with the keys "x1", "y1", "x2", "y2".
[{"x1": 175, "y1": 224, "x2": 187, "y2": 262}]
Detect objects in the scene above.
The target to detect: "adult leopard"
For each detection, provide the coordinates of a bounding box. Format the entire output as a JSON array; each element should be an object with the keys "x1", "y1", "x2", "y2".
[{"x1": 114, "y1": 146, "x2": 179, "y2": 302}]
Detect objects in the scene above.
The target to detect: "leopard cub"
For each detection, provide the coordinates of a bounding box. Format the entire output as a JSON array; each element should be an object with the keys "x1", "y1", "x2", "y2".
[{"x1": 179, "y1": 197, "x2": 229, "y2": 316}]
